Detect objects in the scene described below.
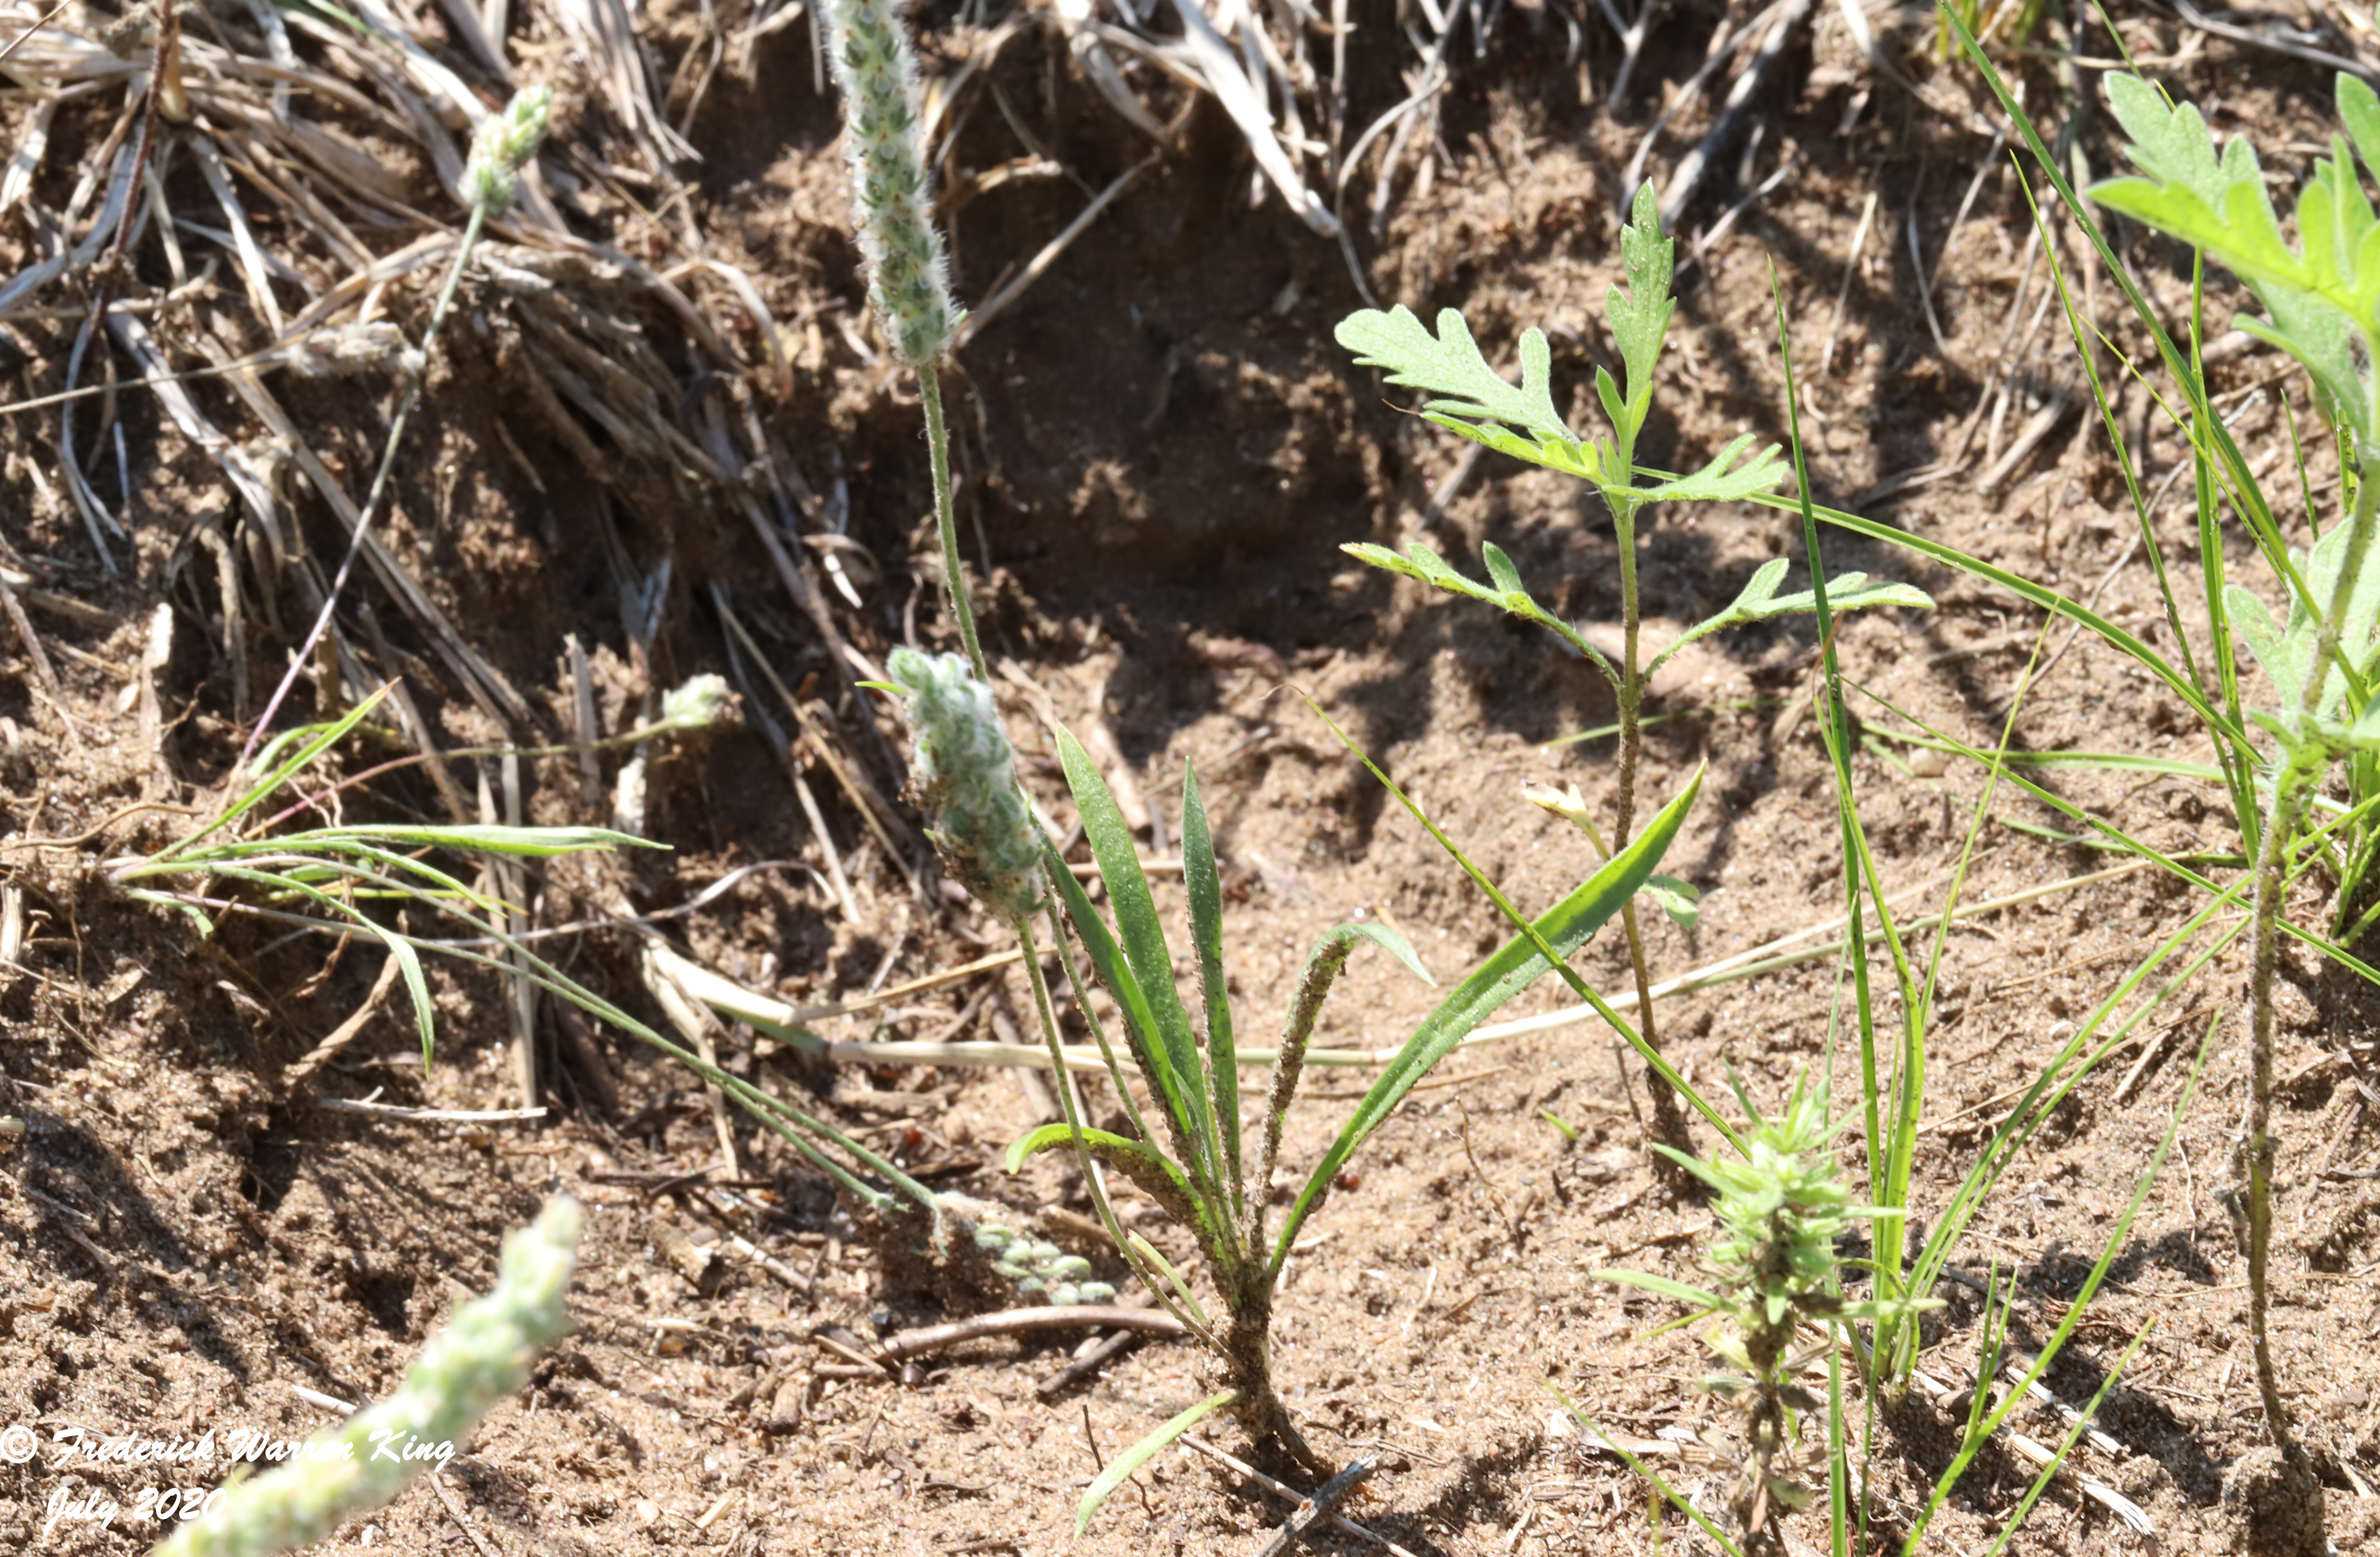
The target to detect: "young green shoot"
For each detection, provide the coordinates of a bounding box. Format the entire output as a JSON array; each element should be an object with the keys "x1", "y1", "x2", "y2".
[{"x1": 1336, "y1": 184, "x2": 1928, "y2": 1175}]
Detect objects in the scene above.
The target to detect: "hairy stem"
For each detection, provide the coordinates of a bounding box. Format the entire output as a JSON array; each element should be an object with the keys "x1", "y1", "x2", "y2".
[
  {"x1": 2237, "y1": 459, "x2": 2370, "y2": 1514},
  {"x1": 920, "y1": 362, "x2": 987, "y2": 683},
  {"x1": 1611, "y1": 502, "x2": 1693, "y2": 1173},
  {"x1": 2244, "y1": 453, "x2": 2380, "y2": 1503},
  {"x1": 1013, "y1": 896, "x2": 1214, "y2": 1349}
]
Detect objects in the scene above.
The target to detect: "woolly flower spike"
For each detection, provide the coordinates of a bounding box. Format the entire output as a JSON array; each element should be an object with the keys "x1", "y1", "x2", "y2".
[
  {"x1": 886, "y1": 648, "x2": 1037, "y2": 919},
  {"x1": 459, "y1": 85, "x2": 553, "y2": 215},
  {"x1": 154, "y1": 1198, "x2": 581, "y2": 1557},
  {"x1": 661, "y1": 673, "x2": 734, "y2": 731},
  {"x1": 822, "y1": 0, "x2": 961, "y2": 365}
]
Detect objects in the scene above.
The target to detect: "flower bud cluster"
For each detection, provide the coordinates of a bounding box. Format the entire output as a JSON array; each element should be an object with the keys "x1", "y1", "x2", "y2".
[
  {"x1": 969, "y1": 1220, "x2": 1118, "y2": 1306},
  {"x1": 886, "y1": 648, "x2": 1039, "y2": 919},
  {"x1": 460, "y1": 86, "x2": 553, "y2": 216}
]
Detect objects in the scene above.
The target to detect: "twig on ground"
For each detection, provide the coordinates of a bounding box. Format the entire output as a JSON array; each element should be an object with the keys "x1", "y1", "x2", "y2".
[
  {"x1": 282, "y1": 954, "x2": 404, "y2": 1093},
  {"x1": 1251, "y1": 1457, "x2": 1377, "y2": 1557},
  {"x1": 1180, "y1": 1435, "x2": 1421, "y2": 1557},
  {"x1": 309, "y1": 1097, "x2": 549, "y2": 1123},
  {"x1": 879, "y1": 1304, "x2": 1188, "y2": 1361},
  {"x1": 1036, "y1": 1327, "x2": 1143, "y2": 1397}
]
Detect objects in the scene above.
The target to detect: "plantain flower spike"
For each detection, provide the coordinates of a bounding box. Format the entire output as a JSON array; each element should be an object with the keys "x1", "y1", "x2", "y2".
[
  {"x1": 661, "y1": 673, "x2": 734, "y2": 731},
  {"x1": 822, "y1": 0, "x2": 961, "y2": 365},
  {"x1": 887, "y1": 648, "x2": 1037, "y2": 919},
  {"x1": 154, "y1": 1198, "x2": 581, "y2": 1557},
  {"x1": 459, "y1": 85, "x2": 554, "y2": 216}
]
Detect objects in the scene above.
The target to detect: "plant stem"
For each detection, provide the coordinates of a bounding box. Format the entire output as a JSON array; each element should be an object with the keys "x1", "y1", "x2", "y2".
[
  {"x1": 1610, "y1": 502, "x2": 1694, "y2": 1174},
  {"x1": 235, "y1": 202, "x2": 492, "y2": 774},
  {"x1": 2243, "y1": 452, "x2": 2379, "y2": 1517},
  {"x1": 920, "y1": 361, "x2": 988, "y2": 683}
]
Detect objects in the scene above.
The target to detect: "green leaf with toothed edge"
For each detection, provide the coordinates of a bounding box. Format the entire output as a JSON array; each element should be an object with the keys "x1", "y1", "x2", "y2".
[
  {"x1": 1607, "y1": 183, "x2": 1677, "y2": 436},
  {"x1": 1646, "y1": 558, "x2": 1933, "y2": 680},
  {"x1": 1636, "y1": 433, "x2": 1788, "y2": 505},
  {"x1": 1341, "y1": 540, "x2": 1618, "y2": 681}
]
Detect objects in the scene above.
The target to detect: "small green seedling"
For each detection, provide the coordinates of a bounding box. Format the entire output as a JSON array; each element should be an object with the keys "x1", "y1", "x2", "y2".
[
  {"x1": 1593, "y1": 1076, "x2": 1928, "y2": 1555},
  {"x1": 1336, "y1": 184, "x2": 1929, "y2": 1168}
]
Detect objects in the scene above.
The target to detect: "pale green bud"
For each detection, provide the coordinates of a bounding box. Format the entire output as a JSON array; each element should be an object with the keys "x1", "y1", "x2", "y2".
[
  {"x1": 1048, "y1": 1282, "x2": 1081, "y2": 1306},
  {"x1": 1045, "y1": 1254, "x2": 1093, "y2": 1281},
  {"x1": 155, "y1": 1198, "x2": 580, "y2": 1557},
  {"x1": 886, "y1": 648, "x2": 1039, "y2": 919},
  {"x1": 820, "y1": 0, "x2": 962, "y2": 363},
  {"x1": 1076, "y1": 1281, "x2": 1117, "y2": 1303},
  {"x1": 460, "y1": 86, "x2": 553, "y2": 215},
  {"x1": 661, "y1": 673, "x2": 733, "y2": 731}
]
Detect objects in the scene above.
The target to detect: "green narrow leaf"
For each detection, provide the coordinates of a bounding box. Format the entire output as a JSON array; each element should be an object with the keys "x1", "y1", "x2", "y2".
[
  {"x1": 1076, "y1": 1391, "x2": 1237, "y2": 1535},
  {"x1": 1178, "y1": 763, "x2": 1242, "y2": 1223},
  {"x1": 1594, "y1": 1268, "x2": 1731, "y2": 1312},
  {"x1": 1054, "y1": 731, "x2": 1227, "y2": 1220},
  {"x1": 1126, "y1": 1229, "x2": 1213, "y2": 1332},
  {"x1": 1272, "y1": 773, "x2": 1702, "y2": 1267},
  {"x1": 1044, "y1": 836, "x2": 1210, "y2": 1188},
  {"x1": 300, "y1": 824, "x2": 662, "y2": 857},
  {"x1": 158, "y1": 686, "x2": 394, "y2": 859},
  {"x1": 1005, "y1": 1122, "x2": 1216, "y2": 1250}
]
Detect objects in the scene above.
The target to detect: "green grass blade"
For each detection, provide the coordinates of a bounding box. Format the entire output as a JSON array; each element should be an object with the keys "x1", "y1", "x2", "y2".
[
  {"x1": 1770, "y1": 266, "x2": 1926, "y2": 1368},
  {"x1": 1977, "y1": 1323, "x2": 2156, "y2": 1557},
  {"x1": 1076, "y1": 1390, "x2": 1237, "y2": 1535},
  {"x1": 1044, "y1": 834, "x2": 1213, "y2": 1199},
  {"x1": 1269, "y1": 773, "x2": 1708, "y2": 1268},
  {"x1": 1055, "y1": 728, "x2": 1220, "y2": 1200},
  {"x1": 1548, "y1": 1383, "x2": 1746, "y2": 1557},
  {"x1": 1901, "y1": 1010, "x2": 2215, "y2": 1552},
  {"x1": 297, "y1": 824, "x2": 659, "y2": 857},
  {"x1": 157, "y1": 686, "x2": 392, "y2": 859},
  {"x1": 1178, "y1": 762, "x2": 1244, "y2": 1228},
  {"x1": 1716, "y1": 486, "x2": 2247, "y2": 748}
]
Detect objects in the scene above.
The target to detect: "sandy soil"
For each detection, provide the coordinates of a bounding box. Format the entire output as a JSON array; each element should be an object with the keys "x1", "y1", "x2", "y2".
[{"x1": 3, "y1": 3, "x2": 2380, "y2": 1555}]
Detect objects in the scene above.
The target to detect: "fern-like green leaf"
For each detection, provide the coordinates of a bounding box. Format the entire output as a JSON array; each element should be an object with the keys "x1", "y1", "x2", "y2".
[
  {"x1": 1639, "y1": 433, "x2": 1788, "y2": 504},
  {"x1": 1336, "y1": 305, "x2": 1574, "y2": 444},
  {"x1": 1644, "y1": 559, "x2": 1933, "y2": 680}
]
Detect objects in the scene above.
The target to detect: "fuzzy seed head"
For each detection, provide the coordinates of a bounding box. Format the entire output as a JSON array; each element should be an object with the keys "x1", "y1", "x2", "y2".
[
  {"x1": 821, "y1": 0, "x2": 962, "y2": 364},
  {"x1": 154, "y1": 1198, "x2": 580, "y2": 1557},
  {"x1": 887, "y1": 648, "x2": 1037, "y2": 918},
  {"x1": 460, "y1": 85, "x2": 554, "y2": 215},
  {"x1": 661, "y1": 673, "x2": 734, "y2": 731}
]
